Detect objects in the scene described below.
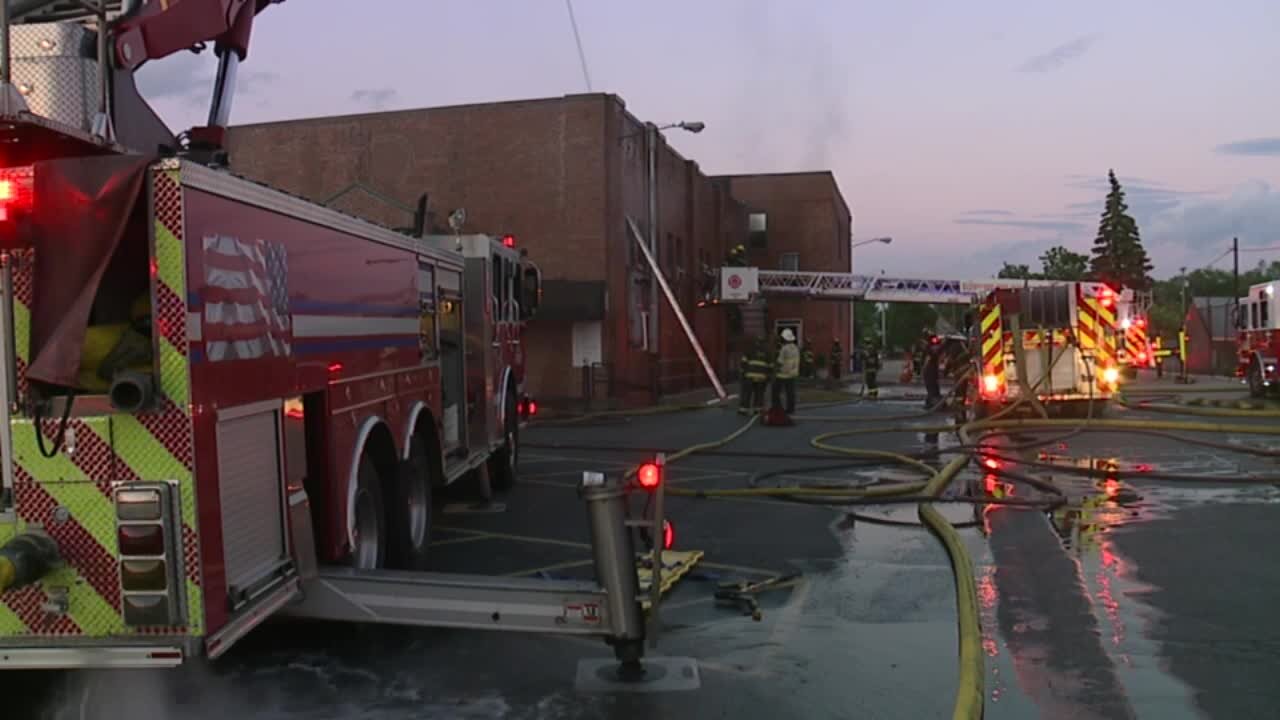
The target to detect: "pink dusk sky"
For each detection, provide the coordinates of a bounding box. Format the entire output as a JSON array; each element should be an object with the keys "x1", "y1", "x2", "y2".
[{"x1": 137, "y1": 0, "x2": 1280, "y2": 280}]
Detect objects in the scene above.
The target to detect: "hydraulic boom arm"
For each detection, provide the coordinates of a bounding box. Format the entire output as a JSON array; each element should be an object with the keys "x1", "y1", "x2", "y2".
[
  {"x1": 111, "y1": 0, "x2": 284, "y2": 159},
  {"x1": 112, "y1": 0, "x2": 279, "y2": 71}
]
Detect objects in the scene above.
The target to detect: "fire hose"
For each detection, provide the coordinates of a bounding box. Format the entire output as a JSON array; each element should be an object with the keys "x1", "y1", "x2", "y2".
[
  {"x1": 526, "y1": 336, "x2": 1279, "y2": 719},
  {"x1": 0, "y1": 532, "x2": 59, "y2": 593}
]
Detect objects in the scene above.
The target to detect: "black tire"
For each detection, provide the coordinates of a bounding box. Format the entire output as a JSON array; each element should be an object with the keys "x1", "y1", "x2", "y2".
[
  {"x1": 349, "y1": 455, "x2": 386, "y2": 570},
  {"x1": 388, "y1": 434, "x2": 435, "y2": 571},
  {"x1": 1248, "y1": 361, "x2": 1265, "y2": 399},
  {"x1": 490, "y1": 390, "x2": 519, "y2": 491}
]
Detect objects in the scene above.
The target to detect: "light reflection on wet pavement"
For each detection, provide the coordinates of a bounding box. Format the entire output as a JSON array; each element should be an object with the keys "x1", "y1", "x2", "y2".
[{"x1": 10, "y1": 389, "x2": 1280, "y2": 718}]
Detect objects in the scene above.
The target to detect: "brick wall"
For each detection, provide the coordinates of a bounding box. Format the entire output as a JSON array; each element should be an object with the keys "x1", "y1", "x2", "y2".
[
  {"x1": 717, "y1": 173, "x2": 853, "y2": 365},
  {"x1": 226, "y1": 93, "x2": 739, "y2": 404}
]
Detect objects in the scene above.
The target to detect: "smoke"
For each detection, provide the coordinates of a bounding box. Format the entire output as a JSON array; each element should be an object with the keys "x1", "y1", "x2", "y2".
[
  {"x1": 802, "y1": 34, "x2": 848, "y2": 172},
  {"x1": 732, "y1": 2, "x2": 850, "y2": 173},
  {"x1": 48, "y1": 664, "x2": 261, "y2": 720}
]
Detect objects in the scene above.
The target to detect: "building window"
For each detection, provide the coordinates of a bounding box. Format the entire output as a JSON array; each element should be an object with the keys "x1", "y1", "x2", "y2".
[
  {"x1": 779, "y1": 252, "x2": 799, "y2": 271},
  {"x1": 748, "y1": 212, "x2": 767, "y2": 249}
]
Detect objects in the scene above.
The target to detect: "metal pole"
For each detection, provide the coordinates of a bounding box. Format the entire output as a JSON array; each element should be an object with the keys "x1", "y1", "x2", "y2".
[
  {"x1": 1232, "y1": 237, "x2": 1240, "y2": 330},
  {"x1": 0, "y1": 256, "x2": 16, "y2": 508},
  {"x1": 646, "y1": 123, "x2": 659, "y2": 361},
  {"x1": 207, "y1": 50, "x2": 241, "y2": 128},
  {"x1": 627, "y1": 217, "x2": 727, "y2": 400},
  {"x1": 580, "y1": 471, "x2": 645, "y2": 669},
  {"x1": 647, "y1": 453, "x2": 665, "y2": 650},
  {"x1": 0, "y1": 0, "x2": 10, "y2": 86}
]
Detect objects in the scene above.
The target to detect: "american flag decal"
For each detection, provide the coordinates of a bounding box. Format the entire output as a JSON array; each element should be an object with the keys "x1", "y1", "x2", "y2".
[{"x1": 202, "y1": 234, "x2": 292, "y2": 362}]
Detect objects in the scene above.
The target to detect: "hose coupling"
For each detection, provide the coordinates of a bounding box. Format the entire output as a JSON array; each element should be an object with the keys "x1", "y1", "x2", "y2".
[{"x1": 0, "y1": 532, "x2": 60, "y2": 592}]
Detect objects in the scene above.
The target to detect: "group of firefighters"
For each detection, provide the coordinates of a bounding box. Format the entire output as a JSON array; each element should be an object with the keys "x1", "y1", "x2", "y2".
[{"x1": 737, "y1": 329, "x2": 960, "y2": 415}]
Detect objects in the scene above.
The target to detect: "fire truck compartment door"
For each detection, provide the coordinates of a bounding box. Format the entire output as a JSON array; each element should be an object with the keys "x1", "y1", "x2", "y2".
[
  {"x1": 26, "y1": 155, "x2": 152, "y2": 389},
  {"x1": 216, "y1": 401, "x2": 289, "y2": 600}
]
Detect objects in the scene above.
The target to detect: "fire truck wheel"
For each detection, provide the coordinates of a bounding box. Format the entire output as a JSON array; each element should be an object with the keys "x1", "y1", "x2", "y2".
[
  {"x1": 390, "y1": 434, "x2": 435, "y2": 570},
  {"x1": 490, "y1": 391, "x2": 519, "y2": 491},
  {"x1": 1248, "y1": 361, "x2": 1265, "y2": 398},
  {"x1": 350, "y1": 455, "x2": 387, "y2": 570}
]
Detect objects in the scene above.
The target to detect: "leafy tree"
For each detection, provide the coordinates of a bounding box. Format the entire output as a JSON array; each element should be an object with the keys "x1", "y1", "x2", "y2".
[
  {"x1": 1089, "y1": 170, "x2": 1154, "y2": 290},
  {"x1": 1038, "y1": 246, "x2": 1089, "y2": 280},
  {"x1": 998, "y1": 263, "x2": 1036, "y2": 279}
]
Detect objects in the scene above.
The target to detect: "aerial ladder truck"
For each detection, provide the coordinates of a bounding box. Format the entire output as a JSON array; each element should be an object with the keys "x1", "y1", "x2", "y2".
[{"x1": 0, "y1": 0, "x2": 673, "y2": 682}]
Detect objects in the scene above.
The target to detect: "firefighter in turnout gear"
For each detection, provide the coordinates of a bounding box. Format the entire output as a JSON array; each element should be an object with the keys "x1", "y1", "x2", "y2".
[
  {"x1": 773, "y1": 328, "x2": 800, "y2": 414},
  {"x1": 739, "y1": 337, "x2": 772, "y2": 414},
  {"x1": 829, "y1": 339, "x2": 843, "y2": 381},
  {"x1": 800, "y1": 340, "x2": 815, "y2": 378},
  {"x1": 922, "y1": 333, "x2": 944, "y2": 410},
  {"x1": 727, "y1": 244, "x2": 747, "y2": 267},
  {"x1": 862, "y1": 338, "x2": 881, "y2": 399}
]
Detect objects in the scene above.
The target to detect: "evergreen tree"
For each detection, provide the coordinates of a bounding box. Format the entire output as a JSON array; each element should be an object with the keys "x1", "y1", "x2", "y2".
[{"x1": 1089, "y1": 170, "x2": 1154, "y2": 290}]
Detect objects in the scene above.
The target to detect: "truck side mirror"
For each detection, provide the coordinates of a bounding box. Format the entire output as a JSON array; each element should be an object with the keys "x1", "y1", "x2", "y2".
[{"x1": 521, "y1": 265, "x2": 541, "y2": 320}]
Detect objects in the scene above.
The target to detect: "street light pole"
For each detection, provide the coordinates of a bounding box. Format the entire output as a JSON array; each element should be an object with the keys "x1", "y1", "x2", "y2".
[
  {"x1": 849, "y1": 236, "x2": 892, "y2": 359},
  {"x1": 643, "y1": 120, "x2": 704, "y2": 398}
]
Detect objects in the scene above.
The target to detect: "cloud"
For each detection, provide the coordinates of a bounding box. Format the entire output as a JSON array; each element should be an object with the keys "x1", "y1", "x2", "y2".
[
  {"x1": 954, "y1": 217, "x2": 1086, "y2": 233},
  {"x1": 351, "y1": 88, "x2": 398, "y2": 111},
  {"x1": 1017, "y1": 35, "x2": 1099, "y2": 73},
  {"x1": 134, "y1": 51, "x2": 277, "y2": 107},
  {"x1": 959, "y1": 209, "x2": 1015, "y2": 217},
  {"x1": 1213, "y1": 138, "x2": 1280, "y2": 157}
]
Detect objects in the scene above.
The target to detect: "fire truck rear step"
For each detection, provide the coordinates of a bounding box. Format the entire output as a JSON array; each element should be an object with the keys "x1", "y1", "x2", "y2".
[
  {"x1": 445, "y1": 449, "x2": 494, "y2": 484},
  {"x1": 282, "y1": 568, "x2": 619, "y2": 635}
]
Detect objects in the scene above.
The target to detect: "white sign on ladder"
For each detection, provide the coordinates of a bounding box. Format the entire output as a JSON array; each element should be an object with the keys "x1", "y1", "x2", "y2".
[{"x1": 719, "y1": 267, "x2": 758, "y2": 302}]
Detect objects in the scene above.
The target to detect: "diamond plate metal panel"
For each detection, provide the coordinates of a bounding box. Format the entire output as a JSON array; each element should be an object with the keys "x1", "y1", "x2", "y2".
[{"x1": 8, "y1": 23, "x2": 101, "y2": 132}]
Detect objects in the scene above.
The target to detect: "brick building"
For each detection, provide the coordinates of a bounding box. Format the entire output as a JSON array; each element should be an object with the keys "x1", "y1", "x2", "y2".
[
  {"x1": 715, "y1": 172, "x2": 854, "y2": 367},
  {"x1": 225, "y1": 93, "x2": 745, "y2": 406}
]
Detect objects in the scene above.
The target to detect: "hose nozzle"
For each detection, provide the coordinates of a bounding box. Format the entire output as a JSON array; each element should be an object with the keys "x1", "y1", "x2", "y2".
[{"x1": 0, "y1": 532, "x2": 59, "y2": 592}]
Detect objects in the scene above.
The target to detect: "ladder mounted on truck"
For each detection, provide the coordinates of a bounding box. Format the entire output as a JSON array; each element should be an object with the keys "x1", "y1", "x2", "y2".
[{"x1": 718, "y1": 267, "x2": 1148, "y2": 306}]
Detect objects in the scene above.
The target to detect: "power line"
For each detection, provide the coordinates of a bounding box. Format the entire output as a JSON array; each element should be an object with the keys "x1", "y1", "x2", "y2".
[
  {"x1": 564, "y1": 0, "x2": 592, "y2": 92},
  {"x1": 1238, "y1": 245, "x2": 1280, "y2": 253}
]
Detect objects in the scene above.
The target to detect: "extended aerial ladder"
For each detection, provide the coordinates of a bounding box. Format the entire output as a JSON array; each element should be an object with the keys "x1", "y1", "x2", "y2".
[{"x1": 719, "y1": 266, "x2": 1151, "y2": 308}]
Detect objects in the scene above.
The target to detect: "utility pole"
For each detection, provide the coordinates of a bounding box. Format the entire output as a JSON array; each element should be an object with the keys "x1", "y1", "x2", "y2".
[
  {"x1": 1233, "y1": 237, "x2": 1240, "y2": 333},
  {"x1": 646, "y1": 122, "x2": 659, "y2": 360}
]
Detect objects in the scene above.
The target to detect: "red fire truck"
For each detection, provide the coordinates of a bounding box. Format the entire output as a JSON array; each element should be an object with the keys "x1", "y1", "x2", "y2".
[
  {"x1": 0, "y1": 1, "x2": 656, "y2": 674},
  {"x1": 1237, "y1": 280, "x2": 1279, "y2": 397}
]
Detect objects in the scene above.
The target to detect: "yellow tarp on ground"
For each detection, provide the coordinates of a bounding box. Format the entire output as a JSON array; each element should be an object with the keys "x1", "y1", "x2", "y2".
[{"x1": 637, "y1": 549, "x2": 703, "y2": 610}]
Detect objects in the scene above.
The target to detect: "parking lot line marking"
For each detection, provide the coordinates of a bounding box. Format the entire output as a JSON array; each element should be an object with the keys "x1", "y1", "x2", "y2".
[
  {"x1": 701, "y1": 560, "x2": 784, "y2": 577},
  {"x1": 433, "y1": 526, "x2": 592, "y2": 550},
  {"x1": 504, "y1": 558, "x2": 594, "y2": 577},
  {"x1": 429, "y1": 534, "x2": 495, "y2": 547}
]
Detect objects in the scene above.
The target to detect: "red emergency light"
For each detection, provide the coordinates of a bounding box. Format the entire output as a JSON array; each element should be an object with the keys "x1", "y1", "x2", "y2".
[
  {"x1": 1136, "y1": 351, "x2": 1148, "y2": 363},
  {"x1": 0, "y1": 166, "x2": 34, "y2": 221},
  {"x1": 1135, "y1": 317, "x2": 1146, "y2": 329},
  {"x1": 1098, "y1": 286, "x2": 1115, "y2": 308},
  {"x1": 502, "y1": 234, "x2": 515, "y2": 248},
  {"x1": 982, "y1": 374, "x2": 1000, "y2": 396},
  {"x1": 663, "y1": 518, "x2": 674, "y2": 550},
  {"x1": 0, "y1": 166, "x2": 35, "y2": 249},
  {"x1": 637, "y1": 462, "x2": 661, "y2": 490}
]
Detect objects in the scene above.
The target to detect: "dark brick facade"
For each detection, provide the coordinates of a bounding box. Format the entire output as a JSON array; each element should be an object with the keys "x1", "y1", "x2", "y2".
[
  {"x1": 716, "y1": 173, "x2": 854, "y2": 368},
  {"x1": 226, "y1": 94, "x2": 745, "y2": 405}
]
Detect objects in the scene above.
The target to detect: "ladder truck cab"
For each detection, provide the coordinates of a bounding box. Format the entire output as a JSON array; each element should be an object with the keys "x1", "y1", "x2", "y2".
[
  {"x1": 0, "y1": 3, "x2": 656, "y2": 676},
  {"x1": 1236, "y1": 280, "x2": 1279, "y2": 397},
  {"x1": 968, "y1": 282, "x2": 1123, "y2": 418},
  {"x1": 420, "y1": 232, "x2": 542, "y2": 483}
]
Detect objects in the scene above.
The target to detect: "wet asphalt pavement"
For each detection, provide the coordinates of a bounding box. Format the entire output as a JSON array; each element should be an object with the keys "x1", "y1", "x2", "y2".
[{"x1": 11, "y1": 376, "x2": 1280, "y2": 719}]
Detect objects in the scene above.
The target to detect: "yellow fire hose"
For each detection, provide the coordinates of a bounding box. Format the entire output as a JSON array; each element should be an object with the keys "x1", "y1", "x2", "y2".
[{"x1": 593, "y1": 335, "x2": 1273, "y2": 719}]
